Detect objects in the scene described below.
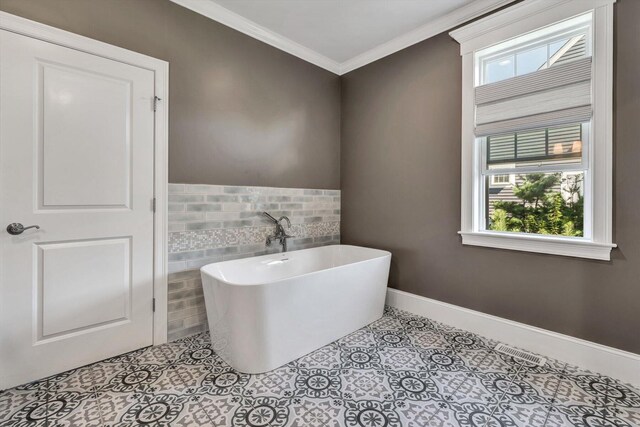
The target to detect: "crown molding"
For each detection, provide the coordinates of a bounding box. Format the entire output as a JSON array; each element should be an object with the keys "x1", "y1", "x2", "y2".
[
  {"x1": 171, "y1": 0, "x2": 516, "y2": 76},
  {"x1": 339, "y1": 0, "x2": 515, "y2": 75},
  {"x1": 170, "y1": 0, "x2": 342, "y2": 74}
]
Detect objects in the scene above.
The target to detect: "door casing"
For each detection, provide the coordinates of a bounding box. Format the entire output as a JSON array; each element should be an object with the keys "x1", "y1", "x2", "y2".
[{"x1": 0, "y1": 11, "x2": 169, "y2": 349}]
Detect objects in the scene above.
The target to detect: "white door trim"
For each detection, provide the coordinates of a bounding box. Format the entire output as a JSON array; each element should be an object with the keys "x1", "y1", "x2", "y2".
[
  {"x1": 0, "y1": 11, "x2": 169, "y2": 345},
  {"x1": 386, "y1": 288, "x2": 640, "y2": 388}
]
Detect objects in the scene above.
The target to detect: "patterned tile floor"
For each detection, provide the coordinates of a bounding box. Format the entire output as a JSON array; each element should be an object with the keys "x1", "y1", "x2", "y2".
[{"x1": 1, "y1": 306, "x2": 639, "y2": 426}]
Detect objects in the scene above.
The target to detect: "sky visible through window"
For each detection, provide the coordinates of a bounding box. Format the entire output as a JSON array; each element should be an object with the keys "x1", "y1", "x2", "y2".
[{"x1": 483, "y1": 36, "x2": 581, "y2": 84}]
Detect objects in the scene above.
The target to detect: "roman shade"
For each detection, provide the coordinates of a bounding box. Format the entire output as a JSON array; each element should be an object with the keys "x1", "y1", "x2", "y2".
[{"x1": 474, "y1": 57, "x2": 592, "y2": 137}]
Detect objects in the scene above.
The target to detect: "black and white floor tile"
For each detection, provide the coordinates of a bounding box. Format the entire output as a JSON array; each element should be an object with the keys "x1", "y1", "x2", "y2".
[{"x1": 1, "y1": 306, "x2": 639, "y2": 426}]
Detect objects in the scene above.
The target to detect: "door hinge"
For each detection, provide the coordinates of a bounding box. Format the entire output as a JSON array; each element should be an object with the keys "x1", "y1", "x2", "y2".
[
  {"x1": 152, "y1": 197, "x2": 156, "y2": 213},
  {"x1": 153, "y1": 96, "x2": 161, "y2": 112},
  {"x1": 152, "y1": 298, "x2": 156, "y2": 312}
]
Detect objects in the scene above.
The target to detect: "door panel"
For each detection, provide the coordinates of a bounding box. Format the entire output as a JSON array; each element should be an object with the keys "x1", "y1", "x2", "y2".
[
  {"x1": 40, "y1": 62, "x2": 132, "y2": 208},
  {"x1": 38, "y1": 238, "x2": 131, "y2": 339},
  {"x1": 0, "y1": 30, "x2": 156, "y2": 389}
]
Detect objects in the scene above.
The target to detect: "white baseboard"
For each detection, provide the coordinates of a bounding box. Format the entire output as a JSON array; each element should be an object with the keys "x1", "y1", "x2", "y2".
[{"x1": 386, "y1": 288, "x2": 640, "y2": 387}]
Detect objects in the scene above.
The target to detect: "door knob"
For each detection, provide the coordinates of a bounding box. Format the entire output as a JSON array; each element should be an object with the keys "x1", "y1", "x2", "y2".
[{"x1": 6, "y1": 223, "x2": 40, "y2": 235}]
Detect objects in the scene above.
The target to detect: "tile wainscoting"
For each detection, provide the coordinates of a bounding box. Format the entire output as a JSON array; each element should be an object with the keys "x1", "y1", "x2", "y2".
[{"x1": 167, "y1": 184, "x2": 341, "y2": 341}]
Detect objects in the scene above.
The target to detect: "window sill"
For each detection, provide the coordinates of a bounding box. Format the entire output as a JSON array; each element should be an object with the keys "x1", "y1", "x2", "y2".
[{"x1": 458, "y1": 231, "x2": 616, "y2": 261}]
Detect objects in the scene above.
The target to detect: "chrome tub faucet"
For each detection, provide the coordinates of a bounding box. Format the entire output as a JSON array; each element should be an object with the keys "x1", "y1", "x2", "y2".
[{"x1": 263, "y1": 212, "x2": 294, "y2": 252}]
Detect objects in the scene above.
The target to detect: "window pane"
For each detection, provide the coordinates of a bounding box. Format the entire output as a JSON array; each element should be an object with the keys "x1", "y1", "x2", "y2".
[
  {"x1": 484, "y1": 55, "x2": 514, "y2": 84},
  {"x1": 549, "y1": 125, "x2": 583, "y2": 156},
  {"x1": 487, "y1": 133, "x2": 515, "y2": 163},
  {"x1": 481, "y1": 34, "x2": 587, "y2": 84},
  {"x1": 486, "y1": 171, "x2": 584, "y2": 236},
  {"x1": 516, "y1": 129, "x2": 547, "y2": 159},
  {"x1": 549, "y1": 38, "x2": 569, "y2": 58},
  {"x1": 487, "y1": 123, "x2": 583, "y2": 167},
  {"x1": 516, "y1": 45, "x2": 548, "y2": 75},
  {"x1": 550, "y1": 34, "x2": 587, "y2": 67},
  {"x1": 477, "y1": 11, "x2": 591, "y2": 86}
]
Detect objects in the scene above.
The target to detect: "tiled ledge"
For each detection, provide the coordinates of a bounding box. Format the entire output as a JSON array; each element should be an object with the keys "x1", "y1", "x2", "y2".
[{"x1": 168, "y1": 222, "x2": 340, "y2": 270}]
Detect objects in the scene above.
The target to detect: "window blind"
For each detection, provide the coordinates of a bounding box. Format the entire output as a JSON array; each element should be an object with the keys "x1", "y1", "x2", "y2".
[{"x1": 474, "y1": 57, "x2": 592, "y2": 137}]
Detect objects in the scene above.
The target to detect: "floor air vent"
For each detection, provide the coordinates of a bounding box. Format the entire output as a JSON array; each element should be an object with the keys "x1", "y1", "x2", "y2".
[{"x1": 494, "y1": 343, "x2": 546, "y2": 366}]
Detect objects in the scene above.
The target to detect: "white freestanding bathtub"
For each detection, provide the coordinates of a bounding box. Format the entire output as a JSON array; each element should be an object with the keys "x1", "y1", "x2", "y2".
[{"x1": 200, "y1": 244, "x2": 391, "y2": 373}]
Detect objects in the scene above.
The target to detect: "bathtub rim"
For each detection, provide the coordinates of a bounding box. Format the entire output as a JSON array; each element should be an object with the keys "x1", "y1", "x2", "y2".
[{"x1": 200, "y1": 244, "x2": 391, "y2": 287}]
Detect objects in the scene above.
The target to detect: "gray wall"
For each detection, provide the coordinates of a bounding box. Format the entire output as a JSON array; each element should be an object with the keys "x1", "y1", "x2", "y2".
[
  {"x1": 0, "y1": 0, "x2": 341, "y2": 189},
  {"x1": 341, "y1": 0, "x2": 640, "y2": 354},
  {"x1": 3, "y1": 0, "x2": 638, "y2": 353}
]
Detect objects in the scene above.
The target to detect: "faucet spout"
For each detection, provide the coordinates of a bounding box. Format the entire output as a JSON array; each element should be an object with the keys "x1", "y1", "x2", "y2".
[{"x1": 278, "y1": 216, "x2": 291, "y2": 228}]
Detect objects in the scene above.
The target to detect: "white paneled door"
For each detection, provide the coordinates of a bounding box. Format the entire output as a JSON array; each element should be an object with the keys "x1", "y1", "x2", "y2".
[{"x1": 0, "y1": 30, "x2": 156, "y2": 389}]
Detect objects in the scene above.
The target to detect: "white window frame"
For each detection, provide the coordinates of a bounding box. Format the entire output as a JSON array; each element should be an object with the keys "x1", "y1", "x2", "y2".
[{"x1": 450, "y1": 0, "x2": 615, "y2": 261}]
